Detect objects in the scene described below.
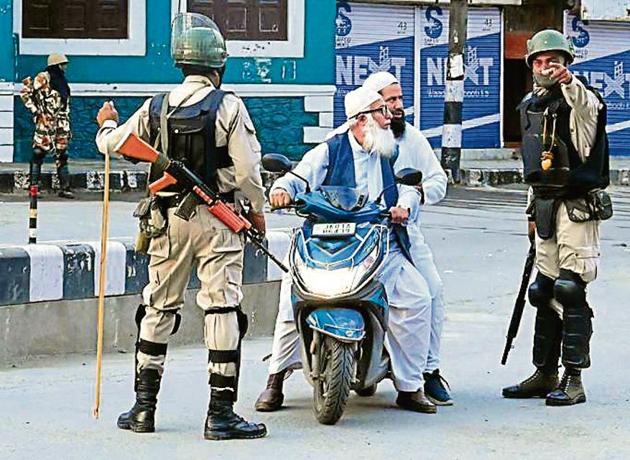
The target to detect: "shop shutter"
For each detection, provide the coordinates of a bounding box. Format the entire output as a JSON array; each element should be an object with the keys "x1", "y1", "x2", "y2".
[
  {"x1": 334, "y1": 1, "x2": 416, "y2": 127},
  {"x1": 564, "y1": 12, "x2": 630, "y2": 156},
  {"x1": 416, "y1": 6, "x2": 502, "y2": 149}
]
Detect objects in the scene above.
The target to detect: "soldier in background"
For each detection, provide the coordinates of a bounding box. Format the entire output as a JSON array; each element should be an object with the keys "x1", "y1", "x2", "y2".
[{"x1": 21, "y1": 53, "x2": 74, "y2": 199}]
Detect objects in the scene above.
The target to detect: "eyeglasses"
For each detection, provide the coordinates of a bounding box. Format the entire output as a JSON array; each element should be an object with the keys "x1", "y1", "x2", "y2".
[{"x1": 355, "y1": 105, "x2": 391, "y2": 118}]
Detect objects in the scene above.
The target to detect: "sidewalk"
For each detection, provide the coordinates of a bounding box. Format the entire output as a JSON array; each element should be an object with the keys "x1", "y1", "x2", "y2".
[{"x1": 1, "y1": 157, "x2": 630, "y2": 193}]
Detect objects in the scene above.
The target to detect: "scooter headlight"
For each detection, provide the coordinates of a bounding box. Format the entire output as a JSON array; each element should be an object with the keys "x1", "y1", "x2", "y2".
[{"x1": 292, "y1": 244, "x2": 381, "y2": 298}]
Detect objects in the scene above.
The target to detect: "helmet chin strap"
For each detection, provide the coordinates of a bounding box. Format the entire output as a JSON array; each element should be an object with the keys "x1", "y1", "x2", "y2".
[{"x1": 206, "y1": 66, "x2": 225, "y2": 88}]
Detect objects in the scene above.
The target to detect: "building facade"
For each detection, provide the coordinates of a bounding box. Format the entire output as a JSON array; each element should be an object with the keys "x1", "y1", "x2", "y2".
[
  {"x1": 0, "y1": 0, "x2": 628, "y2": 164},
  {"x1": 1, "y1": 0, "x2": 336, "y2": 162}
]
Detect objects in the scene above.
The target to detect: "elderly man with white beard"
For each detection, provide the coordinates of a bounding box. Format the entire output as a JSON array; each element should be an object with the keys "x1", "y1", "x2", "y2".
[
  {"x1": 255, "y1": 87, "x2": 436, "y2": 414},
  {"x1": 362, "y1": 72, "x2": 452, "y2": 406}
]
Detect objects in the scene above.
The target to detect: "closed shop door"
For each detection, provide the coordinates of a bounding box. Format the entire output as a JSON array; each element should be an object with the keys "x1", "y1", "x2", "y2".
[
  {"x1": 416, "y1": 6, "x2": 503, "y2": 149},
  {"x1": 334, "y1": 1, "x2": 415, "y2": 127},
  {"x1": 565, "y1": 13, "x2": 630, "y2": 156}
]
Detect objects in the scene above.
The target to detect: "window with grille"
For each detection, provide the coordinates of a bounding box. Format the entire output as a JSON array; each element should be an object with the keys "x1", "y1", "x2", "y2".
[
  {"x1": 22, "y1": 0, "x2": 128, "y2": 39},
  {"x1": 187, "y1": 0, "x2": 287, "y2": 41}
]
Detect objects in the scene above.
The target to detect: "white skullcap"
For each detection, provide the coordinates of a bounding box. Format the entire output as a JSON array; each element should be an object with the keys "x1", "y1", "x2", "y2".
[
  {"x1": 363, "y1": 71, "x2": 399, "y2": 93},
  {"x1": 344, "y1": 87, "x2": 382, "y2": 119}
]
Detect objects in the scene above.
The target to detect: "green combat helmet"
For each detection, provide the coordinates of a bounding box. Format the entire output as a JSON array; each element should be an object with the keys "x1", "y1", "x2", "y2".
[
  {"x1": 171, "y1": 13, "x2": 228, "y2": 68},
  {"x1": 526, "y1": 29, "x2": 575, "y2": 67}
]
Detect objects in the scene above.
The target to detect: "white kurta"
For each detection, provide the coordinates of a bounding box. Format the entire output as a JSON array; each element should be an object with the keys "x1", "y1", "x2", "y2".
[
  {"x1": 395, "y1": 123, "x2": 448, "y2": 372},
  {"x1": 268, "y1": 130, "x2": 432, "y2": 391}
]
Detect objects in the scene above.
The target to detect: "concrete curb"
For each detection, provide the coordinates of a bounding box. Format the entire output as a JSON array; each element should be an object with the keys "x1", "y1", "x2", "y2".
[
  {"x1": 3, "y1": 166, "x2": 630, "y2": 192},
  {"x1": 0, "y1": 233, "x2": 291, "y2": 365},
  {"x1": 460, "y1": 167, "x2": 630, "y2": 187},
  {"x1": 0, "y1": 167, "x2": 284, "y2": 193},
  {"x1": 0, "y1": 232, "x2": 291, "y2": 307},
  {"x1": 0, "y1": 169, "x2": 149, "y2": 193}
]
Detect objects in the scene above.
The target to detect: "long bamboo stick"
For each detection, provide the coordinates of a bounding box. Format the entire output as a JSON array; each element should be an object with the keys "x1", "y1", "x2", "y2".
[{"x1": 93, "y1": 149, "x2": 111, "y2": 419}]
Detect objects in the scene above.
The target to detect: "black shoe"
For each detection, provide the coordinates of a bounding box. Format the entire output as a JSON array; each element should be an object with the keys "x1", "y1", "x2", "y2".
[
  {"x1": 205, "y1": 399, "x2": 267, "y2": 440},
  {"x1": 424, "y1": 370, "x2": 453, "y2": 406},
  {"x1": 396, "y1": 389, "x2": 437, "y2": 414},
  {"x1": 502, "y1": 369, "x2": 559, "y2": 399},
  {"x1": 117, "y1": 369, "x2": 161, "y2": 433},
  {"x1": 255, "y1": 371, "x2": 286, "y2": 412},
  {"x1": 546, "y1": 370, "x2": 586, "y2": 406}
]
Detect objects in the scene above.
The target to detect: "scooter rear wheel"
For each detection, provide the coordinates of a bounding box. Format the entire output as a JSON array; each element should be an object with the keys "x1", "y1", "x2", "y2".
[{"x1": 313, "y1": 336, "x2": 354, "y2": 425}]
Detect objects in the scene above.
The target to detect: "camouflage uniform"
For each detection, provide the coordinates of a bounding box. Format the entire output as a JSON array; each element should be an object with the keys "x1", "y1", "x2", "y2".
[{"x1": 21, "y1": 71, "x2": 72, "y2": 190}]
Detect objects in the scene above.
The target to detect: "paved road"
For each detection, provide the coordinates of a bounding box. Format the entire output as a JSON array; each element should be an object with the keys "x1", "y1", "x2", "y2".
[
  {"x1": 0, "y1": 191, "x2": 302, "y2": 245},
  {"x1": 1, "y1": 186, "x2": 630, "y2": 459}
]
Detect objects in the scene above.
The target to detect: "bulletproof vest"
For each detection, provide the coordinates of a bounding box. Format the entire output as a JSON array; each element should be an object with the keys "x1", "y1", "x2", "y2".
[
  {"x1": 148, "y1": 88, "x2": 233, "y2": 193},
  {"x1": 519, "y1": 78, "x2": 609, "y2": 198}
]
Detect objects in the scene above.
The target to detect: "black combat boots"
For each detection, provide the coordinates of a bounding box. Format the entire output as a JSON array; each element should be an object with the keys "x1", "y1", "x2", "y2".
[
  {"x1": 117, "y1": 369, "x2": 162, "y2": 433},
  {"x1": 546, "y1": 369, "x2": 586, "y2": 406},
  {"x1": 254, "y1": 370, "x2": 286, "y2": 412},
  {"x1": 502, "y1": 369, "x2": 559, "y2": 399},
  {"x1": 204, "y1": 391, "x2": 267, "y2": 440}
]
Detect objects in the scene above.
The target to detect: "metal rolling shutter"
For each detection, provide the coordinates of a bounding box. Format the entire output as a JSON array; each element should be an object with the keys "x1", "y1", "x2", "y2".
[
  {"x1": 334, "y1": 1, "x2": 415, "y2": 127},
  {"x1": 564, "y1": 12, "x2": 630, "y2": 156},
  {"x1": 416, "y1": 6, "x2": 502, "y2": 149}
]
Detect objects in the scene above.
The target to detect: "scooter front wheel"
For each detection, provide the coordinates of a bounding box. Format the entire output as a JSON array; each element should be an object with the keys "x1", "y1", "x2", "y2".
[{"x1": 313, "y1": 336, "x2": 354, "y2": 425}]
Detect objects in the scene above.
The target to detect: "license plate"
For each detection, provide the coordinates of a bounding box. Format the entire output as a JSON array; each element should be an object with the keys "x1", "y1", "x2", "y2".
[{"x1": 312, "y1": 223, "x2": 356, "y2": 237}]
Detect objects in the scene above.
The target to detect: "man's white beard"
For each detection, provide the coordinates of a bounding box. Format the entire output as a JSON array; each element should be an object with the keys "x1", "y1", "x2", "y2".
[{"x1": 362, "y1": 116, "x2": 396, "y2": 158}]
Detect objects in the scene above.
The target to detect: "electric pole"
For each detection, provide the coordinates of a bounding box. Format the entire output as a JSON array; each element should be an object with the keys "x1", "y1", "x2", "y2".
[{"x1": 440, "y1": 0, "x2": 468, "y2": 183}]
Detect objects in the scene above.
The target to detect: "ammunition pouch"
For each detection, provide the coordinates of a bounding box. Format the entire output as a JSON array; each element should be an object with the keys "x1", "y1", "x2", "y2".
[
  {"x1": 533, "y1": 197, "x2": 559, "y2": 240},
  {"x1": 133, "y1": 196, "x2": 168, "y2": 253},
  {"x1": 564, "y1": 190, "x2": 612, "y2": 223},
  {"x1": 564, "y1": 197, "x2": 594, "y2": 223},
  {"x1": 590, "y1": 190, "x2": 613, "y2": 221}
]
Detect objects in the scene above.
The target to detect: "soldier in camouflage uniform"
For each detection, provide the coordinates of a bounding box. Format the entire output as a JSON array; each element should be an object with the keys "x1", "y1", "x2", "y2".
[{"x1": 21, "y1": 53, "x2": 74, "y2": 199}]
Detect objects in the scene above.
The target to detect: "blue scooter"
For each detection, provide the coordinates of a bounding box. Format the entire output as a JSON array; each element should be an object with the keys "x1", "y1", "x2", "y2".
[{"x1": 262, "y1": 154, "x2": 422, "y2": 425}]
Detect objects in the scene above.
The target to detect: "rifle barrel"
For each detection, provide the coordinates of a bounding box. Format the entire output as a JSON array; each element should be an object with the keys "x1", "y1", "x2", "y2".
[{"x1": 501, "y1": 244, "x2": 536, "y2": 365}]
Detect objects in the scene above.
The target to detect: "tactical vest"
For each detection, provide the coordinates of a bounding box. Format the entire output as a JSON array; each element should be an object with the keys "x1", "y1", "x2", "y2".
[
  {"x1": 324, "y1": 133, "x2": 412, "y2": 262},
  {"x1": 518, "y1": 78, "x2": 609, "y2": 198},
  {"x1": 148, "y1": 89, "x2": 234, "y2": 194}
]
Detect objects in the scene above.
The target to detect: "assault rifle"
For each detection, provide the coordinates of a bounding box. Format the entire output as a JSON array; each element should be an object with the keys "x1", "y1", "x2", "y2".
[
  {"x1": 501, "y1": 244, "x2": 536, "y2": 365},
  {"x1": 115, "y1": 132, "x2": 288, "y2": 273}
]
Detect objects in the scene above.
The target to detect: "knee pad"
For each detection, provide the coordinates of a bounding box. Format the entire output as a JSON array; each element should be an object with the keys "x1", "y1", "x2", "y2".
[
  {"x1": 137, "y1": 305, "x2": 181, "y2": 338},
  {"x1": 553, "y1": 270, "x2": 586, "y2": 308},
  {"x1": 528, "y1": 273, "x2": 555, "y2": 308},
  {"x1": 135, "y1": 304, "x2": 147, "y2": 330},
  {"x1": 205, "y1": 306, "x2": 247, "y2": 339},
  {"x1": 171, "y1": 312, "x2": 182, "y2": 335},
  {"x1": 236, "y1": 308, "x2": 248, "y2": 339}
]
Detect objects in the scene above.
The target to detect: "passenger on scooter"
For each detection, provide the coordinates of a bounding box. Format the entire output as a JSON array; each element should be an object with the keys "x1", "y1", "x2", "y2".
[
  {"x1": 363, "y1": 72, "x2": 452, "y2": 406},
  {"x1": 255, "y1": 87, "x2": 436, "y2": 414}
]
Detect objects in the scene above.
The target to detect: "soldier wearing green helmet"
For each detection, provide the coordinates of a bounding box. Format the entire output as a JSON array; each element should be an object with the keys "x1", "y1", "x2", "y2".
[
  {"x1": 95, "y1": 12, "x2": 267, "y2": 440},
  {"x1": 502, "y1": 28, "x2": 611, "y2": 407}
]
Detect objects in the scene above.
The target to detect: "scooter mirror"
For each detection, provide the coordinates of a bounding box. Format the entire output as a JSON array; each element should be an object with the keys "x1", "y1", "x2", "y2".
[
  {"x1": 395, "y1": 168, "x2": 423, "y2": 186},
  {"x1": 262, "y1": 154, "x2": 293, "y2": 173}
]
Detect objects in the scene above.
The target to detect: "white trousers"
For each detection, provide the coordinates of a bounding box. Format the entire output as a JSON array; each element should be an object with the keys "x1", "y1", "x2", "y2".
[
  {"x1": 268, "y1": 248, "x2": 432, "y2": 392},
  {"x1": 409, "y1": 228, "x2": 445, "y2": 373}
]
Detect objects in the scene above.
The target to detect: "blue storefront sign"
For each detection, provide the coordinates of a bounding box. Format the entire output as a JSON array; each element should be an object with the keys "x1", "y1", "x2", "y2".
[
  {"x1": 565, "y1": 13, "x2": 630, "y2": 156},
  {"x1": 417, "y1": 6, "x2": 502, "y2": 149},
  {"x1": 334, "y1": 1, "x2": 415, "y2": 127}
]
